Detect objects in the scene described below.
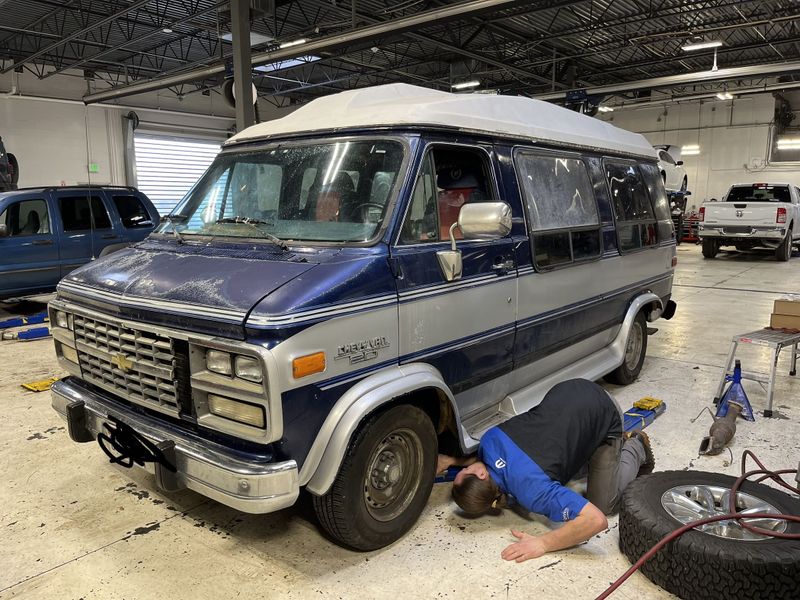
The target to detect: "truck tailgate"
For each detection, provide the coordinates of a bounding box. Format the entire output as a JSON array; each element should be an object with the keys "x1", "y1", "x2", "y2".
[{"x1": 705, "y1": 203, "x2": 780, "y2": 226}]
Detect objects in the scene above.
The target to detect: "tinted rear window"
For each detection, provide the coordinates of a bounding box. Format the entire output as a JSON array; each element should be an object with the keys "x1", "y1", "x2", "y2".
[
  {"x1": 726, "y1": 185, "x2": 790, "y2": 202},
  {"x1": 113, "y1": 194, "x2": 153, "y2": 228}
]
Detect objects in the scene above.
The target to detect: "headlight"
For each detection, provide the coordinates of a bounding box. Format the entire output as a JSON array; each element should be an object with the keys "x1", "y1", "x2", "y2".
[
  {"x1": 59, "y1": 343, "x2": 79, "y2": 364},
  {"x1": 208, "y1": 394, "x2": 265, "y2": 428},
  {"x1": 234, "y1": 356, "x2": 262, "y2": 383},
  {"x1": 206, "y1": 349, "x2": 232, "y2": 375},
  {"x1": 55, "y1": 311, "x2": 70, "y2": 330}
]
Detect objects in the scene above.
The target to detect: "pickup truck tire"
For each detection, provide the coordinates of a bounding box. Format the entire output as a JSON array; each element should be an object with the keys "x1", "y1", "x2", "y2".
[
  {"x1": 701, "y1": 239, "x2": 718, "y2": 259},
  {"x1": 619, "y1": 471, "x2": 800, "y2": 600},
  {"x1": 775, "y1": 226, "x2": 792, "y2": 262},
  {"x1": 7, "y1": 153, "x2": 19, "y2": 185},
  {"x1": 312, "y1": 404, "x2": 437, "y2": 551},
  {"x1": 605, "y1": 311, "x2": 647, "y2": 385}
]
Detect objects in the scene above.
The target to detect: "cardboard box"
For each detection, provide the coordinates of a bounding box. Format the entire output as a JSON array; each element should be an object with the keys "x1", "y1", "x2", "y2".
[
  {"x1": 770, "y1": 313, "x2": 800, "y2": 329},
  {"x1": 774, "y1": 299, "x2": 800, "y2": 317}
]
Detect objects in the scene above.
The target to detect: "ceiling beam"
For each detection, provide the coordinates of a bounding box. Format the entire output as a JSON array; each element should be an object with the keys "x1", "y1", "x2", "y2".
[
  {"x1": 82, "y1": 0, "x2": 538, "y2": 104},
  {"x1": 534, "y1": 60, "x2": 800, "y2": 100},
  {"x1": 1, "y1": 0, "x2": 152, "y2": 74}
]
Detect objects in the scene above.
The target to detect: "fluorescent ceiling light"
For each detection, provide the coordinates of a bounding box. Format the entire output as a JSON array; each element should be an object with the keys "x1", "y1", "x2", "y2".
[
  {"x1": 451, "y1": 80, "x2": 480, "y2": 90},
  {"x1": 682, "y1": 40, "x2": 723, "y2": 51},
  {"x1": 681, "y1": 144, "x2": 700, "y2": 156},
  {"x1": 254, "y1": 55, "x2": 320, "y2": 73},
  {"x1": 279, "y1": 38, "x2": 307, "y2": 49},
  {"x1": 777, "y1": 138, "x2": 800, "y2": 149},
  {"x1": 219, "y1": 31, "x2": 274, "y2": 46},
  {"x1": 716, "y1": 91, "x2": 734, "y2": 100},
  {"x1": 598, "y1": 106, "x2": 614, "y2": 112},
  {"x1": 162, "y1": 28, "x2": 173, "y2": 33}
]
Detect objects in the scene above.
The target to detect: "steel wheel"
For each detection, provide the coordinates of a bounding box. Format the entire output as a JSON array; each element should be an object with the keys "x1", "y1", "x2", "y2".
[
  {"x1": 364, "y1": 428, "x2": 424, "y2": 522},
  {"x1": 624, "y1": 320, "x2": 644, "y2": 371}
]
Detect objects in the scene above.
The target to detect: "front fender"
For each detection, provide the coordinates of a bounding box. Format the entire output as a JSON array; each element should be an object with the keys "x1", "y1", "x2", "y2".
[{"x1": 301, "y1": 363, "x2": 456, "y2": 496}]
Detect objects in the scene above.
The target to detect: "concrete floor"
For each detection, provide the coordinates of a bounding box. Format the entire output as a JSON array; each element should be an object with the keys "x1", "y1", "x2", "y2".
[{"x1": 2, "y1": 243, "x2": 799, "y2": 600}]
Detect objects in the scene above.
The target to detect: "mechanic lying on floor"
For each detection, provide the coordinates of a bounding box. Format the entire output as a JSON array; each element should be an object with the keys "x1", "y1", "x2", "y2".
[{"x1": 437, "y1": 378, "x2": 655, "y2": 563}]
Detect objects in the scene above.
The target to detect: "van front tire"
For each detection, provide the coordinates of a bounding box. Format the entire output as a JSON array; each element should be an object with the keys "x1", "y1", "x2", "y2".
[
  {"x1": 605, "y1": 311, "x2": 647, "y2": 385},
  {"x1": 312, "y1": 404, "x2": 437, "y2": 551}
]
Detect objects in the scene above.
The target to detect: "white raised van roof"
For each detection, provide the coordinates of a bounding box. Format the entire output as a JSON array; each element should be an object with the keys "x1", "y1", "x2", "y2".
[{"x1": 226, "y1": 83, "x2": 656, "y2": 159}]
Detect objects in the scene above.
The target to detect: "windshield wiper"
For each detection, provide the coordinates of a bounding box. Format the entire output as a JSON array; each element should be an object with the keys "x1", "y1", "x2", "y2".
[
  {"x1": 163, "y1": 214, "x2": 186, "y2": 243},
  {"x1": 215, "y1": 216, "x2": 288, "y2": 250}
]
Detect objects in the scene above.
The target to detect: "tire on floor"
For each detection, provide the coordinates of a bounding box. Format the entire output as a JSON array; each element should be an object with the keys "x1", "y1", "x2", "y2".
[{"x1": 619, "y1": 470, "x2": 800, "y2": 600}]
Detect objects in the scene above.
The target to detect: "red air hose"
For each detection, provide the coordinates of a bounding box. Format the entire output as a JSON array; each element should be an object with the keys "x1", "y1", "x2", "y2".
[{"x1": 595, "y1": 451, "x2": 800, "y2": 600}]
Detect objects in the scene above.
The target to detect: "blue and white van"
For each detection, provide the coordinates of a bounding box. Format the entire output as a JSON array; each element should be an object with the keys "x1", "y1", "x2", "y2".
[{"x1": 50, "y1": 84, "x2": 676, "y2": 550}]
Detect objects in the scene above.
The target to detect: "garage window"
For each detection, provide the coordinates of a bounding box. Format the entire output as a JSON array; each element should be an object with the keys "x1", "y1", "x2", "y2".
[
  {"x1": 134, "y1": 134, "x2": 222, "y2": 216},
  {"x1": 515, "y1": 151, "x2": 601, "y2": 269}
]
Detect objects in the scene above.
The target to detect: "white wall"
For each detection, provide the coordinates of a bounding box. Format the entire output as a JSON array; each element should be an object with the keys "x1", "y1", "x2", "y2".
[
  {"x1": 0, "y1": 64, "x2": 292, "y2": 188},
  {"x1": 599, "y1": 93, "x2": 800, "y2": 209}
]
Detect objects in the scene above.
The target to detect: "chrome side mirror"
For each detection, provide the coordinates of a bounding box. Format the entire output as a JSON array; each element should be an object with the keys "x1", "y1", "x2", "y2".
[{"x1": 436, "y1": 202, "x2": 512, "y2": 282}]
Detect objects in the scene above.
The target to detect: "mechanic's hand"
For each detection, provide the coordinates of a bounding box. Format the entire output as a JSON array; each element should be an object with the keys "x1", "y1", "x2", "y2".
[
  {"x1": 436, "y1": 454, "x2": 453, "y2": 475},
  {"x1": 501, "y1": 530, "x2": 548, "y2": 563}
]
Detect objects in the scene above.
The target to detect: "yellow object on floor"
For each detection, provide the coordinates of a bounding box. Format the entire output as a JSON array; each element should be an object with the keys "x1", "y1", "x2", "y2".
[
  {"x1": 21, "y1": 377, "x2": 60, "y2": 392},
  {"x1": 633, "y1": 396, "x2": 663, "y2": 411}
]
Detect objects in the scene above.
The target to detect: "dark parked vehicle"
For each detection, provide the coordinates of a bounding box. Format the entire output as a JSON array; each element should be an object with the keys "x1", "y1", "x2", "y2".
[
  {"x1": 0, "y1": 137, "x2": 19, "y2": 193},
  {"x1": 0, "y1": 185, "x2": 158, "y2": 300}
]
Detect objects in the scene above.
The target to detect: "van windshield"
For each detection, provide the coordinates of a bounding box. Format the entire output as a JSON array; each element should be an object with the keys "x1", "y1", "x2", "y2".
[
  {"x1": 726, "y1": 185, "x2": 790, "y2": 203},
  {"x1": 160, "y1": 139, "x2": 405, "y2": 243}
]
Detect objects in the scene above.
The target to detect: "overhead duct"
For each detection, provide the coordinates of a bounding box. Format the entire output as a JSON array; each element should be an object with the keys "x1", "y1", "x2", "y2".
[
  {"x1": 534, "y1": 61, "x2": 800, "y2": 102},
  {"x1": 83, "y1": 0, "x2": 534, "y2": 105}
]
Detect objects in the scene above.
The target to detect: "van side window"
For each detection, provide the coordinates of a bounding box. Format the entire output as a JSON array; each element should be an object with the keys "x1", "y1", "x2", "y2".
[
  {"x1": 515, "y1": 151, "x2": 601, "y2": 268},
  {"x1": 59, "y1": 195, "x2": 112, "y2": 231},
  {"x1": 400, "y1": 146, "x2": 495, "y2": 244},
  {"x1": 605, "y1": 162, "x2": 657, "y2": 252},
  {"x1": 638, "y1": 164, "x2": 671, "y2": 221},
  {"x1": 112, "y1": 195, "x2": 154, "y2": 229},
  {"x1": 0, "y1": 199, "x2": 50, "y2": 236}
]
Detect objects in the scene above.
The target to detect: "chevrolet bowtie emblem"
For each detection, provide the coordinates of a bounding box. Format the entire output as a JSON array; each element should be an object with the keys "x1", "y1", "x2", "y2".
[{"x1": 111, "y1": 353, "x2": 134, "y2": 373}]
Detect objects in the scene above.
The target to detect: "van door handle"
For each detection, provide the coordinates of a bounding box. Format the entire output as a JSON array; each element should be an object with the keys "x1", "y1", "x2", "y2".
[
  {"x1": 32, "y1": 239, "x2": 53, "y2": 246},
  {"x1": 101, "y1": 233, "x2": 118, "y2": 239},
  {"x1": 492, "y1": 258, "x2": 515, "y2": 272}
]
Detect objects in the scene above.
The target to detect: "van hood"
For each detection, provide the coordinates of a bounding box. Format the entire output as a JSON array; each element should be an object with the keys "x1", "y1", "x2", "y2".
[{"x1": 58, "y1": 241, "x2": 318, "y2": 329}]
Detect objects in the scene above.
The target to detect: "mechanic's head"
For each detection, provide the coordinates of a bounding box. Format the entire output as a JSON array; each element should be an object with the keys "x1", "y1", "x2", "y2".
[{"x1": 452, "y1": 462, "x2": 506, "y2": 516}]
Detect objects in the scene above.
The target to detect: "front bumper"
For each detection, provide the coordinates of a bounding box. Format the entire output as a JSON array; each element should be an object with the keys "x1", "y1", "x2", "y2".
[{"x1": 51, "y1": 377, "x2": 299, "y2": 514}]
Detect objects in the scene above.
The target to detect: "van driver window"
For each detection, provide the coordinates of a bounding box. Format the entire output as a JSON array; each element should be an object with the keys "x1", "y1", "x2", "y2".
[
  {"x1": 400, "y1": 146, "x2": 495, "y2": 244},
  {"x1": 605, "y1": 162, "x2": 658, "y2": 252},
  {"x1": 0, "y1": 199, "x2": 51, "y2": 236},
  {"x1": 515, "y1": 151, "x2": 601, "y2": 268}
]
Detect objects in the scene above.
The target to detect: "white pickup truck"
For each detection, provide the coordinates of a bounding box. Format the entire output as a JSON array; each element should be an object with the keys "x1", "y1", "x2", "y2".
[{"x1": 698, "y1": 183, "x2": 800, "y2": 261}]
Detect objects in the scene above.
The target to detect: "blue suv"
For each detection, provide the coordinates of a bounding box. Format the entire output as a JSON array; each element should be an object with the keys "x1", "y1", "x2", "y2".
[{"x1": 0, "y1": 186, "x2": 159, "y2": 300}]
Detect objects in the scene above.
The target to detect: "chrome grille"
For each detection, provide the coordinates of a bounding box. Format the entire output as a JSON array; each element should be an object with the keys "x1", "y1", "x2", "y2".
[{"x1": 73, "y1": 314, "x2": 180, "y2": 414}]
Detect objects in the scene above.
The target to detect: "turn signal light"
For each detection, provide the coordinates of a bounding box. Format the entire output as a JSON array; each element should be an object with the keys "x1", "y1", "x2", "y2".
[
  {"x1": 777, "y1": 207, "x2": 787, "y2": 224},
  {"x1": 699, "y1": 207, "x2": 705, "y2": 221},
  {"x1": 292, "y1": 352, "x2": 326, "y2": 379}
]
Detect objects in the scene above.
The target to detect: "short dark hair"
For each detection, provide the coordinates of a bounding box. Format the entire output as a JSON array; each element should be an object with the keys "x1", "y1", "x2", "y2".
[{"x1": 452, "y1": 474, "x2": 505, "y2": 516}]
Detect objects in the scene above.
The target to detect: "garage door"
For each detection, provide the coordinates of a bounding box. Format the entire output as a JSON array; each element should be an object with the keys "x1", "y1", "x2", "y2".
[{"x1": 133, "y1": 133, "x2": 222, "y2": 216}]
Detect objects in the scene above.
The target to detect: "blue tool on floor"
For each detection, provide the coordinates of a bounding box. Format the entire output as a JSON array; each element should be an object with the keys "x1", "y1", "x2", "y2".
[
  {"x1": 623, "y1": 397, "x2": 667, "y2": 433},
  {"x1": 716, "y1": 359, "x2": 755, "y2": 421},
  {"x1": 0, "y1": 311, "x2": 48, "y2": 329}
]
